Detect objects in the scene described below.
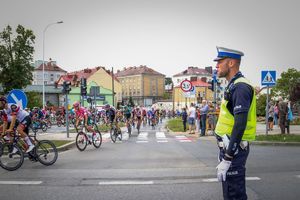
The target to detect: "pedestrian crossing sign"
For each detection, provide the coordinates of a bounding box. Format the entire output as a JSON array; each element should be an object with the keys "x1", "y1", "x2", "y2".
[{"x1": 261, "y1": 70, "x2": 276, "y2": 86}]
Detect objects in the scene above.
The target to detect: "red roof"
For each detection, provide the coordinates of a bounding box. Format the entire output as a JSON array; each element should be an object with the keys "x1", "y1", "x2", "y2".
[
  {"x1": 115, "y1": 65, "x2": 165, "y2": 77},
  {"x1": 173, "y1": 66, "x2": 211, "y2": 77},
  {"x1": 57, "y1": 66, "x2": 120, "y2": 85},
  {"x1": 35, "y1": 61, "x2": 67, "y2": 73}
]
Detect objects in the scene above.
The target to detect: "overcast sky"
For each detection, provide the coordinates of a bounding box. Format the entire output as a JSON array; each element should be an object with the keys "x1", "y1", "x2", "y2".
[{"x1": 1, "y1": 0, "x2": 299, "y2": 86}]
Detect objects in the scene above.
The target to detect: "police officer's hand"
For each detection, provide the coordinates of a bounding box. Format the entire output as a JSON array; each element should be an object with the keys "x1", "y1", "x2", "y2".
[{"x1": 216, "y1": 159, "x2": 232, "y2": 182}]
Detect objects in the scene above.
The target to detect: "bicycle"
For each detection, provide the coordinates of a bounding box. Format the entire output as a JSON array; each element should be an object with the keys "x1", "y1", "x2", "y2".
[
  {"x1": 31, "y1": 119, "x2": 47, "y2": 134},
  {"x1": 126, "y1": 118, "x2": 132, "y2": 137},
  {"x1": 75, "y1": 122, "x2": 102, "y2": 151},
  {"x1": 0, "y1": 129, "x2": 58, "y2": 171},
  {"x1": 109, "y1": 122, "x2": 122, "y2": 143}
]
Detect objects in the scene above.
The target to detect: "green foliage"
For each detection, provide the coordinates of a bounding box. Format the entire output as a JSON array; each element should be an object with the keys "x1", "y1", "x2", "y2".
[
  {"x1": 162, "y1": 92, "x2": 171, "y2": 99},
  {"x1": 0, "y1": 25, "x2": 35, "y2": 94},
  {"x1": 165, "y1": 77, "x2": 173, "y2": 85},
  {"x1": 256, "y1": 94, "x2": 267, "y2": 116},
  {"x1": 26, "y1": 91, "x2": 42, "y2": 109},
  {"x1": 272, "y1": 68, "x2": 300, "y2": 99}
]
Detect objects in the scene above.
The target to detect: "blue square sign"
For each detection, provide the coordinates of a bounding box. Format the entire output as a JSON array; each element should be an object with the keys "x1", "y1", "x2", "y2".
[{"x1": 261, "y1": 71, "x2": 276, "y2": 86}]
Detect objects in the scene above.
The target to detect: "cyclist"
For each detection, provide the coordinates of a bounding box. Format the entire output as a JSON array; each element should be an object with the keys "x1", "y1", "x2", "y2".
[
  {"x1": 134, "y1": 106, "x2": 142, "y2": 133},
  {"x1": 104, "y1": 104, "x2": 119, "y2": 132},
  {"x1": 73, "y1": 102, "x2": 95, "y2": 134},
  {"x1": 124, "y1": 105, "x2": 132, "y2": 133},
  {"x1": 0, "y1": 96, "x2": 34, "y2": 153}
]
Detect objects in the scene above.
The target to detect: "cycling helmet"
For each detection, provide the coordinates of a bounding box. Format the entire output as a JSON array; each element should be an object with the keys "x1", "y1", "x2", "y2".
[
  {"x1": 0, "y1": 96, "x2": 7, "y2": 103},
  {"x1": 73, "y1": 101, "x2": 80, "y2": 107},
  {"x1": 104, "y1": 104, "x2": 110, "y2": 109}
]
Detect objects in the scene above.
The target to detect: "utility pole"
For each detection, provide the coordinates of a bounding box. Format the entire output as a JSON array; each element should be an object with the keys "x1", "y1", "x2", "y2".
[{"x1": 112, "y1": 67, "x2": 115, "y2": 107}]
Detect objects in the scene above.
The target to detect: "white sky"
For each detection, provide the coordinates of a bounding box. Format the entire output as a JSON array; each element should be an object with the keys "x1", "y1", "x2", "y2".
[{"x1": 1, "y1": 0, "x2": 299, "y2": 86}]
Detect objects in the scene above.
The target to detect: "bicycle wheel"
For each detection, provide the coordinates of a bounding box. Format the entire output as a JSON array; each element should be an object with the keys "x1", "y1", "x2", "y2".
[
  {"x1": 110, "y1": 128, "x2": 117, "y2": 143},
  {"x1": 76, "y1": 132, "x2": 87, "y2": 151},
  {"x1": 47, "y1": 121, "x2": 52, "y2": 128},
  {"x1": 0, "y1": 143, "x2": 24, "y2": 171},
  {"x1": 117, "y1": 129, "x2": 122, "y2": 141},
  {"x1": 41, "y1": 123, "x2": 47, "y2": 132},
  {"x1": 127, "y1": 124, "x2": 131, "y2": 137},
  {"x1": 57, "y1": 120, "x2": 62, "y2": 127},
  {"x1": 92, "y1": 131, "x2": 102, "y2": 148},
  {"x1": 35, "y1": 140, "x2": 58, "y2": 166}
]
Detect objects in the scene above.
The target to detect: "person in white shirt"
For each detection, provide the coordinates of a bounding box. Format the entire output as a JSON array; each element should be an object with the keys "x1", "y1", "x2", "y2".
[{"x1": 188, "y1": 103, "x2": 196, "y2": 134}]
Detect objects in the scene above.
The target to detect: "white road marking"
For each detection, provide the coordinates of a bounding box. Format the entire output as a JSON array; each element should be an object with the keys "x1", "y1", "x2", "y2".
[
  {"x1": 202, "y1": 177, "x2": 261, "y2": 183},
  {"x1": 137, "y1": 132, "x2": 148, "y2": 140},
  {"x1": 0, "y1": 181, "x2": 43, "y2": 185},
  {"x1": 176, "y1": 135, "x2": 192, "y2": 142},
  {"x1": 156, "y1": 132, "x2": 166, "y2": 139},
  {"x1": 157, "y1": 140, "x2": 168, "y2": 143},
  {"x1": 102, "y1": 133, "x2": 110, "y2": 139},
  {"x1": 136, "y1": 141, "x2": 148, "y2": 143},
  {"x1": 179, "y1": 140, "x2": 192, "y2": 142},
  {"x1": 99, "y1": 181, "x2": 154, "y2": 185}
]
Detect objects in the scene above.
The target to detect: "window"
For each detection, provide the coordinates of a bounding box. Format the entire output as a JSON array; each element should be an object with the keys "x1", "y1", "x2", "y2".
[
  {"x1": 51, "y1": 74, "x2": 54, "y2": 76},
  {"x1": 50, "y1": 78, "x2": 54, "y2": 81}
]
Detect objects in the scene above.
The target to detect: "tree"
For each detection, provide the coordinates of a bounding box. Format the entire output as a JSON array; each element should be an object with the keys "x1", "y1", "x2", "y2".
[
  {"x1": 256, "y1": 94, "x2": 267, "y2": 116},
  {"x1": 0, "y1": 25, "x2": 35, "y2": 94},
  {"x1": 165, "y1": 77, "x2": 173, "y2": 86},
  {"x1": 26, "y1": 91, "x2": 42, "y2": 109},
  {"x1": 272, "y1": 68, "x2": 300, "y2": 99}
]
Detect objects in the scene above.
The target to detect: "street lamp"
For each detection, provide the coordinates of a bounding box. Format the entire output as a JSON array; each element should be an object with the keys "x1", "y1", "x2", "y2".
[{"x1": 42, "y1": 21, "x2": 63, "y2": 109}]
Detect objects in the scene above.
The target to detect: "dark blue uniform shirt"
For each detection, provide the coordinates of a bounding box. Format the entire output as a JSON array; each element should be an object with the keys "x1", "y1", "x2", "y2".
[{"x1": 225, "y1": 72, "x2": 253, "y2": 116}]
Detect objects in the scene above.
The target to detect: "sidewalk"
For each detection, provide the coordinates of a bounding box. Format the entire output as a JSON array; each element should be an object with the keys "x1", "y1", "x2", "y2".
[{"x1": 256, "y1": 123, "x2": 300, "y2": 135}]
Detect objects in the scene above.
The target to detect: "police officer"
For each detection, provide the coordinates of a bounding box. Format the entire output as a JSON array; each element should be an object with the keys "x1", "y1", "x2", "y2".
[{"x1": 214, "y1": 47, "x2": 256, "y2": 200}]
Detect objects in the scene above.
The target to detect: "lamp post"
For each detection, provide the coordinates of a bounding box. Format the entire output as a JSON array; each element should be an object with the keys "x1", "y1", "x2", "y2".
[{"x1": 42, "y1": 21, "x2": 63, "y2": 109}]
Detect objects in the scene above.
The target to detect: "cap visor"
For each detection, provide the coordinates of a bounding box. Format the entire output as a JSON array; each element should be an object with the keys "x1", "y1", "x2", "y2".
[{"x1": 213, "y1": 57, "x2": 224, "y2": 61}]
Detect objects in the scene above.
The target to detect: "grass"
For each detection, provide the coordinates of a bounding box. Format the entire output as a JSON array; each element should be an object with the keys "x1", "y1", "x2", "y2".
[
  {"x1": 256, "y1": 134, "x2": 300, "y2": 142},
  {"x1": 50, "y1": 140, "x2": 72, "y2": 147},
  {"x1": 166, "y1": 118, "x2": 185, "y2": 132}
]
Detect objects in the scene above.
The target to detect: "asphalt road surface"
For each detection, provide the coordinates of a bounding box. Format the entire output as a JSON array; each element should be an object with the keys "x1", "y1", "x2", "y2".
[{"x1": 0, "y1": 120, "x2": 299, "y2": 200}]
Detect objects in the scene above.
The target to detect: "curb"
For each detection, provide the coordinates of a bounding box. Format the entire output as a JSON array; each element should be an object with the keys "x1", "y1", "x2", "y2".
[{"x1": 56, "y1": 141, "x2": 76, "y2": 152}]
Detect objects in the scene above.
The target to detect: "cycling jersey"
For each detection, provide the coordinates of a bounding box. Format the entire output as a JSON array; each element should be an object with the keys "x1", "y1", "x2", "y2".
[
  {"x1": 106, "y1": 107, "x2": 116, "y2": 123},
  {"x1": 75, "y1": 107, "x2": 87, "y2": 119},
  {"x1": 135, "y1": 109, "x2": 142, "y2": 118},
  {"x1": 5, "y1": 104, "x2": 29, "y2": 123}
]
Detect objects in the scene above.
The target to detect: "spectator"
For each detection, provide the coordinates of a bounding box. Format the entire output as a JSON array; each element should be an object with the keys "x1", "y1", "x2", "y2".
[
  {"x1": 181, "y1": 108, "x2": 188, "y2": 132},
  {"x1": 195, "y1": 106, "x2": 201, "y2": 133},
  {"x1": 207, "y1": 102, "x2": 215, "y2": 135},
  {"x1": 278, "y1": 97, "x2": 288, "y2": 134},
  {"x1": 273, "y1": 101, "x2": 279, "y2": 126},
  {"x1": 200, "y1": 100, "x2": 209, "y2": 136},
  {"x1": 286, "y1": 101, "x2": 294, "y2": 134},
  {"x1": 188, "y1": 103, "x2": 196, "y2": 134},
  {"x1": 268, "y1": 102, "x2": 274, "y2": 131}
]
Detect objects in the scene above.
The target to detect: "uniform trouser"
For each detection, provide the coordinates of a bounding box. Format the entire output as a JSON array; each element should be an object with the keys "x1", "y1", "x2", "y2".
[{"x1": 219, "y1": 143, "x2": 250, "y2": 200}]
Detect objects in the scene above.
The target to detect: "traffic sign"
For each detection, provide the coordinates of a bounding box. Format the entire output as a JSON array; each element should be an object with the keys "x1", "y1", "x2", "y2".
[
  {"x1": 180, "y1": 80, "x2": 192, "y2": 92},
  {"x1": 261, "y1": 71, "x2": 276, "y2": 86},
  {"x1": 7, "y1": 89, "x2": 28, "y2": 109}
]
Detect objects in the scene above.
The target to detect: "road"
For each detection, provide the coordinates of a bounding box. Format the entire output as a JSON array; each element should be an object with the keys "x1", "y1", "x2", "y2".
[{"x1": 0, "y1": 120, "x2": 299, "y2": 200}]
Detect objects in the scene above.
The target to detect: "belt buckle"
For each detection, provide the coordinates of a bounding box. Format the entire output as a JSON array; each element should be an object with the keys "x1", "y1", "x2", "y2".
[
  {"x1": 218, "y1": 141, "x2": 224, "y2": 148},
  {"x1": 240, "y1": 141, "x2": 248, "y2": 150}
]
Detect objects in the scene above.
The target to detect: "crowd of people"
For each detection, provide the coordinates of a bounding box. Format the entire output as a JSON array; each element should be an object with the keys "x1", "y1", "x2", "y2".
[{"x1": 268, "y1": 96, "x2": 294, "y2": 134}]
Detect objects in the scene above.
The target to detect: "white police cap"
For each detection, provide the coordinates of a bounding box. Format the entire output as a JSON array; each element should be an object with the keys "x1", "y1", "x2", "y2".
[{"x1": 214, "y1": 46, "x2": 244, "y2": 61}]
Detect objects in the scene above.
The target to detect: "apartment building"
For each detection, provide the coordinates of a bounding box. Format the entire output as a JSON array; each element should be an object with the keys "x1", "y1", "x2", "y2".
[{"x1": 115, "y1": 65, "x2": 165, "y2": 106}]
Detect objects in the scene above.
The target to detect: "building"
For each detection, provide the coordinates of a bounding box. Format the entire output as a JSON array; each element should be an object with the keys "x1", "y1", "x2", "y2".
[
  {"x1": 57, "y1": 67, "x2": 122, "y2": 107},
  {"x1": 32, "y1": 59, "x2": 67, "y2": 85},
  {"x1": 172, "y1": 66, "x2": 227, "y2": 102},
  {"x1": 115, "y1": 65, "x2": 165, "y2": 106}
]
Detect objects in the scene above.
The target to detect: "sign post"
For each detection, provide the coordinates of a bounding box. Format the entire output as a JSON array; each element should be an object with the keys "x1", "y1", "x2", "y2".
[
  {"x1": 180, "y1": 80, "x2": 192, "y2": 108},
  {"x1": 261, "y1": 70, "x2": 276, "y2": 135}
]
